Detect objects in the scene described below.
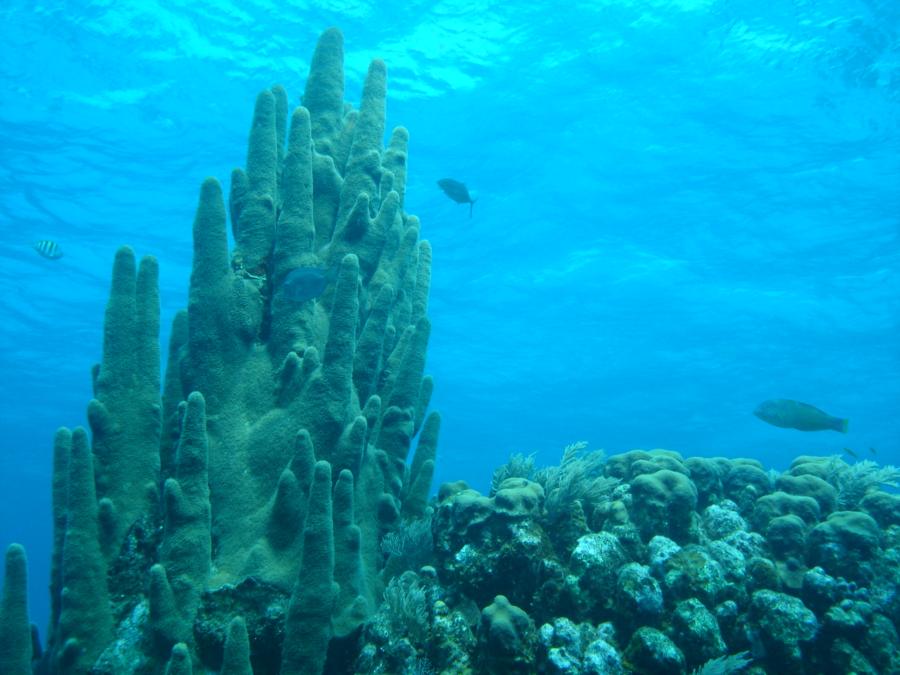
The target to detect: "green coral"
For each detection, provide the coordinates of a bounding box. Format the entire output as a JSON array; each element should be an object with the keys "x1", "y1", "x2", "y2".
[
  {"x1": 56, "y1": 428, "x2": 115, "y2": 673},
  {"x1": 88, "y1": 248, "x2": 161, "y2": 556},
  {"x1": 775, "y1": 473, "x2": 837, "y2": 514},
  {"x1": 747, "y1": 590, "x2": 817, "y2": 671},
  {"x1": 624, "y1": 626, "x2": 686, "y2": 673},
  {"x1": 478, "y1": 595, "x2": 536, "y2": 674},
  {"x1": 859, "y1": 490, "x2": 900, "y2": 527},
  {"x1": 751, "y1": 491, "x2": 820, "y2": 530},
  {"x1": 629, "y1": 468, "x2": 698, "y2": 543},
  {"x1": 26, "y1": 27, "x2": 438, "y2": 674},
  {"x1": 807, "y1": 510, "x2": 882, "y2": 583},
  {"x1": 0, "y1": 544, "x2": 31, "y2": 675},
  {"x1": 220, "y1": 616, "x2": 253, "y2": 675},
  {"x1": 282, "y1": 461, "x2": 337, "y2": 675}
]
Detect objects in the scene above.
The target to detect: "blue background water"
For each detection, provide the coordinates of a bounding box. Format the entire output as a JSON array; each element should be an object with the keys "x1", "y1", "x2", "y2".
[{"x1": 1, "y1": 0, "x2": 898, "y2": 637}]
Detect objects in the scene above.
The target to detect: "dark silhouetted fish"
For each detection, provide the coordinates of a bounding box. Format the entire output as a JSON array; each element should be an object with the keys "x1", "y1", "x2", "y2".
[
  {"x1": 33, "y1": 240, "x2": 63, "y2": 260},
  {"x1": 753, "y1": 399, "x2": 848, "y2": 433},
  {"x1": 437, "y1": 178, "x2": 476, "y2": 217},
  {"x1": 281, "y1": 266, "x2": 329, "y2": 303}
]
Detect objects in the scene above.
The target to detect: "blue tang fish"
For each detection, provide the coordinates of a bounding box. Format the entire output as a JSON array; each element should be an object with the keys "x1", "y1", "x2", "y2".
[{"x1": 282, "y1": 266, "x2": 330, "y2": 303}]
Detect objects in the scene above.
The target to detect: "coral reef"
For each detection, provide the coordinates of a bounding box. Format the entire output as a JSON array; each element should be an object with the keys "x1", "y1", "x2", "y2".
[
  {"x1": 406, "y1": 448, "x2": 898, "y2": 674},
  {"x1": 350, "y1": 447, "x2": 900, "y2": 674},
  {"x1": 0, "y1": 27, "x2": 898, "y2": 675}
]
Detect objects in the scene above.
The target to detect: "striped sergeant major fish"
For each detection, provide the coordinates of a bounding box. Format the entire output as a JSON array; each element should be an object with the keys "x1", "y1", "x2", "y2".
[{"x1": 33, "y1": 240, "x2": 63, "y2": 260}]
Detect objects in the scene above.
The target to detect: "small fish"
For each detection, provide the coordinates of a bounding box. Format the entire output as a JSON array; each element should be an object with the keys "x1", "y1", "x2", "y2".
[
  {"x1": 33, "y1": 240, "x2": 63, "y2": 260},
  {"x1": 869, "y1": 447, "x2": 878, "y2": 456},
  {"x1": 753, "y1": 399, "x2": 848, "y2": 433},
  {"x1": 843, "y1": 447, "x2": 858, "y2": 459},
  {"x1": 281, "y1": 266, "x2": 329, "y2": 303},
  {"x1": 437, "y1": 178, "x2": 476, "y2": 217}
]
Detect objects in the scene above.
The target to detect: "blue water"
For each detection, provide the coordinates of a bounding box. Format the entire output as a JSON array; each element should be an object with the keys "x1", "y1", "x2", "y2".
[{"x1": 1, "y1": 0, "x2": 898, "y2": 637}]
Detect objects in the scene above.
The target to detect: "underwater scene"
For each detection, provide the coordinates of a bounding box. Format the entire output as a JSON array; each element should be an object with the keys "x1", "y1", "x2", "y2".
[{"x1": 1, "y1": 2, "x2": 899, "y2": 674}]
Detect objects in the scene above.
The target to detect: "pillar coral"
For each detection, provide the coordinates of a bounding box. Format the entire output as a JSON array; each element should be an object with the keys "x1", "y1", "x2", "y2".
[
  {"x1": 0, "y1": 544, "x2": 32, "y2": 675},
  {"x1": 24, "y1": 26, "x2": 438, "y2": 674}
]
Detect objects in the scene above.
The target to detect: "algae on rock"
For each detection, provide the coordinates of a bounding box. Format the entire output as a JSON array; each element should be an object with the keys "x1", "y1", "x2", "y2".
[{"x1": 22, "y1": 26, "x2": 438, "y2": 674}]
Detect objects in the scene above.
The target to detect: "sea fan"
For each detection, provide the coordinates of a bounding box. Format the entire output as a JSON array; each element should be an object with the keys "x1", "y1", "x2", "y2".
[
  {"x1": 381, "y1": 515, "x2": 434, "y2": 574},
  {"x1": 827, "y1": 458, "x2": 900, "y2": 510},
  {"x1": 533, "y1": 442, "x2": 619, "y2": 522},
  {"x1": 381, "y1": 571, "x2": 430, "y2": 644},
  {"x1": 689, "y1": 651, "x2": 753, "y2": 675},
  {"x1": 490, "y1": 452, "x2": 537, "y2": 495}
]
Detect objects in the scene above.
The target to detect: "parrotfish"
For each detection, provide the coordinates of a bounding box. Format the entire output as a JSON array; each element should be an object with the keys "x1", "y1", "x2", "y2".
[
  {"x1": 33, "y1": 240, "x2": 63, "y2": 260},
  {"x1": 437, "y1": 178, "x2": 476, "y2": 217},
  {"x1": 753, "y1": 399, "x2": 848, "y2": 433}
]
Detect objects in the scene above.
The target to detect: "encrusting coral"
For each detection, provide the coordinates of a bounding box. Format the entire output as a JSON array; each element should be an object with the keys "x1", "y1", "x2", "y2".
[{"x1": 0, "y1": 27, "x2": 437, "y2": 674}]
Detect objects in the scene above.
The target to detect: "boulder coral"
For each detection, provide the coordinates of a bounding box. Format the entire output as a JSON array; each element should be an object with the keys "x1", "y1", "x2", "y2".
[
  {"x1": 629, "y1": 468, "x2": 698, "y2": 544},
  {"x1": 477, "y1": 595, "x2": 536, "y2": 674},
  {"x1": 807, "y1": 510, "x2": 882, "y2": 584}
]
